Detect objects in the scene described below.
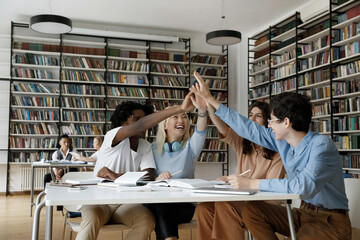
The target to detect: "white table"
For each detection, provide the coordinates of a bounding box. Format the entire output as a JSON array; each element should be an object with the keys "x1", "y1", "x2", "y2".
[
  {"x1": 33, "y1": 185, "x2": 300, "y2": 240},
  {"x1": 30, "y1": 162, "x2": 94, "y2": 216}
]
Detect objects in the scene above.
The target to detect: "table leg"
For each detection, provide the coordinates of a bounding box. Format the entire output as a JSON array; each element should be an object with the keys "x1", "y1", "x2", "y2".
[
  {"x1": 45, "y1": 205, "x2": 53, "y2": 240},
  {"x1": 30, "y1": 165, "x2": 35, "y2": 217},
  {"x1": 32, "y1": 200, "x2": 45, "y2": 240},
  {"x1": 286, "y1": 199, "x2": 296, "y2": 240}
]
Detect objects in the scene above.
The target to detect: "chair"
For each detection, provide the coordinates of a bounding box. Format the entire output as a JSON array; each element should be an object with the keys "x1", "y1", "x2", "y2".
[
  {"x1": 61, "y1": 171, "x2": 132, "y2": 240},
  {"x1": 178, "y1": 220, "x2": 197, "y2": 240},
  {"x1": 344, "y1": 178, "x2": 360, "y2": 229}
]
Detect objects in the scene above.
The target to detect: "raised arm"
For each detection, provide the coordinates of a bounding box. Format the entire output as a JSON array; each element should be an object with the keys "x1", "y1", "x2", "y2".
[
  {"x1": 207, "y1": 104, "x2": 229, "y2": 137},
  {"x1": 190, "y1": 72, "x2": 221, "y2": 110},
  {"x1": 190, "y1": 77, "x2": 208, "y2": 131},
  {"x1": 112, "y1": 92, "x2": 195, "y2": 146}
]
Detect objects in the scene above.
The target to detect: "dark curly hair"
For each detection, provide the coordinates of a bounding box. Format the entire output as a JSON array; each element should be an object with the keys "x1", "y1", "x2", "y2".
[
  {"x1": 110, "y1": 101, "x2": 154, "y2": 129},
  {"x1": 242, "y1": 101, "x2": 276, "y2": 160},
  {"x1": 270, "y1": 92, "x2": 312, "y2": 132},
  {"x1": 56, "y1": 134, "x2": 73, "y2": 151}
]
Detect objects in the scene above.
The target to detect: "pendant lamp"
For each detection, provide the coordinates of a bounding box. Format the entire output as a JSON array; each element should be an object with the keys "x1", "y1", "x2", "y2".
[
  {"x1": 30, "y1": 14, "x2": 72, "y2": 34},
  {"x1": 206, "y1": 0, "x2": 241, "y2": 46}
]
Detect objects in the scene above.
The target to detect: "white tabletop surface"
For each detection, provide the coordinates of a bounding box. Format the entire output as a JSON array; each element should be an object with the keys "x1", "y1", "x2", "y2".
[
  {"x1": 32, "y1": 161, "x2": 94, "y2": 167},
  {"x1": 45, "y1": 185, "x2": 300, "y2": 206}
]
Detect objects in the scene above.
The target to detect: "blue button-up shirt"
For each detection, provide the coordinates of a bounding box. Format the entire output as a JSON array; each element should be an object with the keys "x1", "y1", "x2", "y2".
[{"x1": 216, "y1": 104, "x2": 348, "y2": 210}]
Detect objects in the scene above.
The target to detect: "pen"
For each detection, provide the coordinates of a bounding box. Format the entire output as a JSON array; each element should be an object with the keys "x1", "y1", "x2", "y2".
[
  {"x1": 238, "y1": 169, "x2": 251, "y2": 177},
  {"x1": 171, "y1": 170, "x2": 183, "y2": 176}
]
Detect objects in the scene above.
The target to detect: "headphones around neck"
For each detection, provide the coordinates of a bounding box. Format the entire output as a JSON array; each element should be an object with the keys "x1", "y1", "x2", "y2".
[{"x1": 164, "y1": 140, "x2": 183, "y2": 152}]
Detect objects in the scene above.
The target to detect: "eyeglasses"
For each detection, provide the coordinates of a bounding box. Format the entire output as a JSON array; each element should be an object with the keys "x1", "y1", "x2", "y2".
[{"x1": 268, "y1": 118, "x2": 281, "y2": 125}]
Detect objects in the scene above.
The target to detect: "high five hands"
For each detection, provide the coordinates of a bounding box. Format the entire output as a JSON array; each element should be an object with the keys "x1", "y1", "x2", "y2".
[{"x1": 190, "y1": 72, "x2": 220, "y2": 110}]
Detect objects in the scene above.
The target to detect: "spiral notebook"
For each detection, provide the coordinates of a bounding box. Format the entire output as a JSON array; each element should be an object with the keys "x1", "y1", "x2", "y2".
[{"x1": 191, "y1": 187, "x2": 258, "y2": 195}]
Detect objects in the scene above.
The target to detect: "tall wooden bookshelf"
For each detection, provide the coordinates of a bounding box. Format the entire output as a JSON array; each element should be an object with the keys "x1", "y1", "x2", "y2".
[
  {"x1": 7, "y1": 22, "x2": 230, "y2": 192},
  {"x1": 190, "y1": 48, "x2": 229, "y2": 175},
  {"x1": 248, "y1": 0, "x2": 360, "y2": 177}
]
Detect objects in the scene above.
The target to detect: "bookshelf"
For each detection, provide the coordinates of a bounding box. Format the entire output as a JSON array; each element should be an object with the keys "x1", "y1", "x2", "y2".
[
  {"x1": 190, "y1": 48, "x2": 229, "y2": 175},
  {"x1": 247, "y1": 1, "x2": 360, "y2": 177}
]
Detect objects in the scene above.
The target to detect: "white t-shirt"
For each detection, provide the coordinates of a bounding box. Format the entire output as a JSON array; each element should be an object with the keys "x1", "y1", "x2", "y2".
[{"x1": 93, "y1": 127, "x2": 155, "y2": 177}]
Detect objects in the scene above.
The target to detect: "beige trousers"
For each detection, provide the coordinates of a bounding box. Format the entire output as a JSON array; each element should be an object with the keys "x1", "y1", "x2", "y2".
[
  {"x1": 196, "y1": 201, "x2": 247, "y2": 240},
  {"x1": 76, "y1": 204, "x2": 155, "y2": 240}
]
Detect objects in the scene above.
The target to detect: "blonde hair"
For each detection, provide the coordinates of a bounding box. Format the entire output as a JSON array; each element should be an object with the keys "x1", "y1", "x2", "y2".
[
  {"x1": 94, "y1": 136, "x2": 103, "y2": 146},
  {"x1": 155, "y1": 107, "x2": 190, "y2": 154}
]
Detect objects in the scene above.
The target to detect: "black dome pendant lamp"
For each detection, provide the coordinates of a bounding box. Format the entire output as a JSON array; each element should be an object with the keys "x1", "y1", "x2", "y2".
[
  {"x1": 206, "y1": 0, "x2": 241, "y2": 46},
  {"x1": 30, "y1": 0, "x2": 72, "y2": 34}
]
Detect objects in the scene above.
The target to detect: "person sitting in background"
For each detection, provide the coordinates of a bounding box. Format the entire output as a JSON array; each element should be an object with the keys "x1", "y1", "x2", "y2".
[
  {"x1": 76, "y1": 94, "x2": 195, "y2": 240},
  {"x1": 74, "y1": 136, "x2": 103, "y2": 163},
  {"x1": 43, "y1": 134, "x2": 77, "y2": 187},
  {"x1": 196, "y1": 101, "x2": 285, "y2": 240},
  {"x1": 145, "y1": 75, "x2": 207, "y2": 240}
]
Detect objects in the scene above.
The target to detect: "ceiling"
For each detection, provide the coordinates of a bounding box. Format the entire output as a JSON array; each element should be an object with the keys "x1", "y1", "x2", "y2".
[{"x1": 2, "y1": 0, "x2": 314, "y2": 36}]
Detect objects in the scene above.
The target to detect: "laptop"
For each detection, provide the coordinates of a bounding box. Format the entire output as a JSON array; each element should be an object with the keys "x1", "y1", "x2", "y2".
[{"x1": 191, "y1": 187, "x2": 258, "y2": 195}]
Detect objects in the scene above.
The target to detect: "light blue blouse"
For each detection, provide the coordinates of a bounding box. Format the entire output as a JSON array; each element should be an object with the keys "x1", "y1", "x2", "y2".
[
  {"x1": 152, "y1": 126, "x2": 207, "y2": 179},
  {"x1": 215, "y1": 104, "x2": 348, "y2": 210}
]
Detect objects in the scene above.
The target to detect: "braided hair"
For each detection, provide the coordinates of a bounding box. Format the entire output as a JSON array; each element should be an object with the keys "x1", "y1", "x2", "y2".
[{"x1": 110, "y1": 101, "x2": 154, "y2": 129}]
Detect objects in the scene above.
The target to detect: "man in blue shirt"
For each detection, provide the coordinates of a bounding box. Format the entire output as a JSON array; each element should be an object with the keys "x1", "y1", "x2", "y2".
[{"x1": 191, "y1": 77, "x2": 351, "y2": 239}]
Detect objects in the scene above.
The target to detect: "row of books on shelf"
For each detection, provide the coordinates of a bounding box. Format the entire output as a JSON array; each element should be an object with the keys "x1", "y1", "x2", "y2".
[
  {"x1": 62, "y1": 97, "x2": 105, "y2": 109},
  {"x1": 190, "y1": 55, "x2": 227, "y2": 65},
  {"x1": 61, "y1": 124, "x2": 104, "y2": 136},
  {"x1": 332, "y1": 97, "x2": 360, "y2": 114},
  {"x1": 13, "y1": 42, "x2": 60, "y2": 52},
  {"x1": 198, "y1": 152, "x2": 227, "y2": 163},
  {"x1": 205, "y1": 79, "x2": 227, "y2": 89},
  {"x1": 62, "y1": 110, "x2": 105, "y2": 122},
  {"x1": 333, "y1": 116, "x2": 360, "y2": 131},
  {"x1": 312, "y1": 102, "x2": 331, "y2": 117},
  {"x1": 150, "y1": 51, "x2": 187, "y2": 62},
  {"x1": 333, "y1": 79, "x2": 359, "y2": 96},
  {"x1": 61, "y1": 70, "x2": 105, "y2": 82},
  {"x1": 13, "y1": 54, "x2": 59, "y2": 66},
  {"x1": 271, "y1": 77, "x2": 296, "y2": 94},
  {"x1": 107, "y1": 99, "x2": 147, "y2": 110},
  {"x1": 107, "y1": 86, "x2": 148, "y2": 98},
  {"x1": 332, "y1": 41, "x2": 360, "y2": 61},
  {"x1": 335, "y1": 135, "x2": 360, "y2": 150},
  {"x1": 62, "y1": 57, "x2": 105, "y2": 69},
  {"x1": 12, "y1": 83, "x2": 58, "y2": 94},
  {"x1": 251, "y1": 59, "x2": 268, "y2": 73},
  {"x1": 337, "y1": 4, "x2": 360, "y2": 25},
  {"x1": 271, "y1": 49, "x2": 296, "y2": 66},
  {"x1": 271, "y1": 63, "x2": 296, "y2": 80},
  {"x1": 152, "y1": 76, "x2": 185, "y2": 86},
  {"x1": 73, "y1": 137, "x2": 97, "y2": 148},
  {"x1": 195, "y1": 67, "x2": 224, "y2": 77},
  {"x1": 108, "y1": 49, "x2": 146, "y2": 59},
  {"x1": 11, "y1": 109, "x2": 59, "y2": 121},
  {"x1": 334, "y1": 22, "x2": 360, "y2": 42},
  {"x1": 311, "y1": 119, "x2": 331, "y2": 133},
  {"x1": 205, "y1": 128, "x2": 219, "y2": 138},
  {"x1": 300, "y1": 35, "x2": 330, "y2": 55},
  {"x1": 298, "y1": 68, "x2": 330, "y2": 87},
  {"x1": 62, "y1": 45, "x2": 105, "y2": 56},
  {"x1": 249, "y1": 74, "x2": 268, "y2": 87},
  {"x1": 249, "y1": 85, "x2": 269, "y2": 99},
  {"x1": 203, "y1": 139, "x2": 226, "y2": 150},
  {"x1": 341, "y1": 154, "x2": 360, "y2": 169},
  {"x1": 61, "y1": 84, "x2": 105, "y2": 95},
  {"x1": 10, "y1": 137, "x2": 57, "y2": 149},
  {"x1": 11, "y1": 122, "x2": 58, "y2": 135},
  {"x1": 11, "y1": 96, "x2": 58, "y2": 107},
  {"x1": 108, "y1": 60, "x2": 148, "y2": 72},
  {"x1": 301, "y1": 86, "x2": 331, "y2": 100},
  {"x1": 150, "y1": 89, "x2": 186, "y2": 99},
  {"x1": 150, "y1": 63, "x2": 187, "y2": 75},
  {"x1": 299, "y1": 51, "x2": 330, "y2": 71},
  {"x1": 334, "y1": 60, "x2": 360, "y2": 77},
  {"x1": 12, "y1": 68, "x2": 54, "y2": 79},
  {"x1": 150, "y1": 100, "x2": 178, "y2": 111},
  {"x1": 108, "y1": 73, "x2": 149, "y2": 85},
  {"x1": 11, "y1": 152, "x2": 49, "y2": 163}
]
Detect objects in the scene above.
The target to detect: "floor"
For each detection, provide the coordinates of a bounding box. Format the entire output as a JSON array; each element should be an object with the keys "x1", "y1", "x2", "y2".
[{"x1": 1, "y1": 194, "x2": 359, "y2": 240}]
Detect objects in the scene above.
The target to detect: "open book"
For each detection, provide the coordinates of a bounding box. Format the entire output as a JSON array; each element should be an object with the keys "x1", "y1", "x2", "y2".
[
  {"x1": 97, "y1": 171, "x2": 148, "y2": 187},
  {"x1": 148, "y1": 178, "x2": 226, "y2": 189},
  {"x1": 65, "y1": 177, "x2": 110, "y2": 185}
]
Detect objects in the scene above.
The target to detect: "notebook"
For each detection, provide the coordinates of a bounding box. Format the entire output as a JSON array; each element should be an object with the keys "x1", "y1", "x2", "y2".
[{"x1": 191, "y1": 187, "x2": 258, "y2": 195}]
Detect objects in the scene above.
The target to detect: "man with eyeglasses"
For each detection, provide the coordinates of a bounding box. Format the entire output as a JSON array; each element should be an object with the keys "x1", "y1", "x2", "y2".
[{"x1": 190, "y1": 76, "x2": 351, "y2": 240}]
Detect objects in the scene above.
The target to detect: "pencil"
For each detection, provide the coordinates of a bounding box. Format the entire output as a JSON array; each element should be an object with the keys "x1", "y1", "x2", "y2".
[
  {"x1": 238, "y1": 169, "x2": 251, "y2": 176},
  {"x1": 171, "y1": 170, "x2": 183, "y2": 176}
]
